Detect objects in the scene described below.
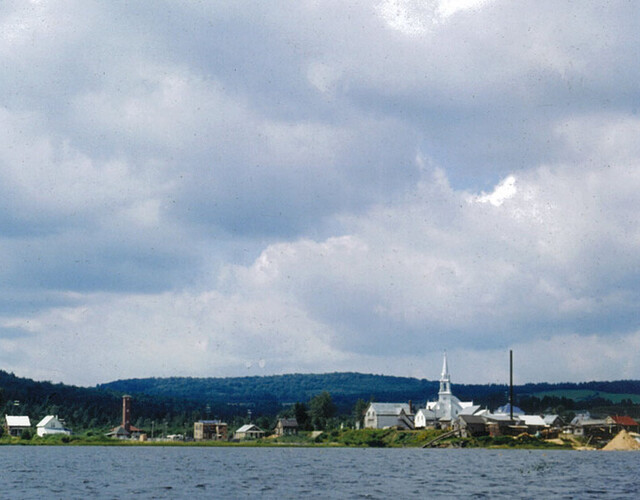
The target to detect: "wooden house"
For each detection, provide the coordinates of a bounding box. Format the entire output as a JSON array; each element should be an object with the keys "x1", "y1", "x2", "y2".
[
  {"x1": 457, "y1": 414, "x2": 488, "y2": 438},
  {"x1": 274, "y1": 418, "x2": 298, "y2": 436}
]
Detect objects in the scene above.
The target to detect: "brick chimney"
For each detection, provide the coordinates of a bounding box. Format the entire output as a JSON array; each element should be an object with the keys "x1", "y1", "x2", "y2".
[{"x1": 122, "y1": 395, "x2": 132, "y2": 431}]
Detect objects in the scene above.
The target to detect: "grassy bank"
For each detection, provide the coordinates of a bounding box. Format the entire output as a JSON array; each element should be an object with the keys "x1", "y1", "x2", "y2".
[{"x1": 0, "y1": 429, "x2": 577, "y2": 449}]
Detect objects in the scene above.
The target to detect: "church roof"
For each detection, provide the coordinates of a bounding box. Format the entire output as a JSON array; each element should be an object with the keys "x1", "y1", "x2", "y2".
[{"x1": 496, "y1": 403, "x2": 524, "y2": 415}]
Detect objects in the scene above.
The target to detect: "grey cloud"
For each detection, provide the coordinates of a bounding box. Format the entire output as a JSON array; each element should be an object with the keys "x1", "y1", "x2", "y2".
[{"x1": 0, "y1": 1, "x2": 639, "y2": 383}]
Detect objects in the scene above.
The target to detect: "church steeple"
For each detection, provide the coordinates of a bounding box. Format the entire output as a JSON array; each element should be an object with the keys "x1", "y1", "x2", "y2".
[{"x1": 439, "y1": 351, "x2": 451, "y2": 395}]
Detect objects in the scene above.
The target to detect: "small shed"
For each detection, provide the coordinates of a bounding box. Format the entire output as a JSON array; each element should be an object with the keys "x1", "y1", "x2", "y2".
[
  {"x1": 5, "y1": 415, "x2": 31, "y2": 437},
  {"x1": 234, "y1": 424, "x2": 265, "y2": 440},
  {"x1": 457, "y1": 414, "x2": 488, "y2": 438},
  {"x1": 36, "y1": 415, "x2": 71, "y2": 437}
]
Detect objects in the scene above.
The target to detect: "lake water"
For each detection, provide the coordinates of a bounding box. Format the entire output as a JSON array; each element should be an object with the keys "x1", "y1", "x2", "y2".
[{"x1": 1, "y1": 446, "x2": 638, "y2": 499}]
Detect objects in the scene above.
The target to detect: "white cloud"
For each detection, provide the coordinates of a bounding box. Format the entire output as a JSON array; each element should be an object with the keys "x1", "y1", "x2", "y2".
[
  {"x1": 4, "y1": 153, "x2": 640, "y2": 384},
  {"x1": 1, "y1": 1, "x2": 640, "y2": 386},
  {"x1": 474, "y1": 175, "x2": 517, "y2": 206}
]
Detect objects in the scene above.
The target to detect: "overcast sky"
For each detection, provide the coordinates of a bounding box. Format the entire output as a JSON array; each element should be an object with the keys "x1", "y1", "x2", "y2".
[{"x1": 1, "y1": 0, "x2": 639, "y2": 386}]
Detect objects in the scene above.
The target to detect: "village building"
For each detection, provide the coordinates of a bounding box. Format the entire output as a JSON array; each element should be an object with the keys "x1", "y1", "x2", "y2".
[
  {"x1": 543, "y1": 414, "x2": 564, "y2": 429},
  {"x1": 274, "y1": 418, "x2": 298, "y2": 436},
  {"x1": 483, "y1": 412, "x2": 517, "y2": 437},
  {"x1": 517, "y1": 414, "x2": 548, "y2": 433},
  {"x1": 36, "y1": 415, "x2": 71, "y2": 437},
  {"x1": 106, "y1": 395, "x2": 143, "y2": 439},
  {"x1": 4, "y1": 415, "x2": 31, "y2": 437},
  {"x1": 414, "y1": 407, "x2": 436, "y2": 428},
  {"x1": 569, "y1": 414, "x2": 609, "y2": 438},
  {"x1": 194, "y1": 420, "x2": 228, "y2": 441},
  {"x1": 457, "y1": 414, "x2": 488, "y2": 438},
  {"x1": 363, "y1": 403, "x2": 414, "y2": 430},
  {"x1": 605, "y1": 415, "x2": 639, "y2": 433},
  {"x1": 415, "y1": 353, "x2": 474, "y2": 428},
  {"x1": 234, "y1": 424, "x2": 265, "y2": 440}
]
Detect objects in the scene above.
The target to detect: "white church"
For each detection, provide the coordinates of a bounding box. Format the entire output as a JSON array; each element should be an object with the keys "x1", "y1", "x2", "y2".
[
  {"x1": 415, "y1": 352, "x2": 476, "y2": 428},
  {"x1": 364, "y1": 352, "x2": 476, "y2": 430}
]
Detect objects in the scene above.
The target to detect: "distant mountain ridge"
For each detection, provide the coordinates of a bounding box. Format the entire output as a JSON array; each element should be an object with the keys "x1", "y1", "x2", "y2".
[{"x1": 97, "y1": 372, "x2": 640, "y2": 410}]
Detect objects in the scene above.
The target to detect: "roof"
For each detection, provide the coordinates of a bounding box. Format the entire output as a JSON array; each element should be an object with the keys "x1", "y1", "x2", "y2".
[
  {"x1": 484, "y1": 412, "x2": 515, "y2": 422},
  {"x1": 106, "y1": 425, "x2": 130, "y2": 436},
  {"x1": 518, "y1": 415, "x2": 547, "y2": 427},
  {"x1": 5, "y1": 415, "x2": 30, "y2": 427},
  {"x1": 459, "y1": 414, "x2": 486, "y2": 424},
  {"x1": 368, "y1": 403, "x2": 412, "y2": 416},
  {"x1": 573, "y1": 418, "x2": 608, "y2": 427},
  {"x1": 236, "y1": 424, "x2": 263, "y2": 433},
  {"x1": 495, "y1": 404, "x2": 524, "y2": 415},
  {"x1": 416, "y1": 408, "x2": 436, "y2": 418},
  {"x1": 277, "y1": 418, "x2": 298, "y2": 427},
  {"x1": 543, "y1": 414, "x2": 562, "y2": 425},
  {"x1": 459, "y1": 405, "x2": 482, "y2": 416},
  {"x1": 36, "y1": 415, "x2": 58, "y2": 427},
  {"x1": 198, "y1": 420, "x2": 227, "y2": 425},
  {"x1": 610, "y1": 415, "x2": 638, "y2": 426}
]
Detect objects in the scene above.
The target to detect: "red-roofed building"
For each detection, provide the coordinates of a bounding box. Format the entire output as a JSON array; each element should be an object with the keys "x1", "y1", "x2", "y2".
[{"x1": 606, "y1": 415, "x2": 639, "y2": 433}]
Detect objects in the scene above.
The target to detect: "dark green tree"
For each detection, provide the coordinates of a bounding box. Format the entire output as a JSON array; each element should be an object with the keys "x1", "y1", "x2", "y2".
[
  {"x1": 294, "y1": 402, "x2": 311, "y2": 430},
  {"x1": 309, "y1": 392, "x2": 336, "y2": 430},
  {"x1": 353, "y1": 399, "x2": 369, "y2": 428}
]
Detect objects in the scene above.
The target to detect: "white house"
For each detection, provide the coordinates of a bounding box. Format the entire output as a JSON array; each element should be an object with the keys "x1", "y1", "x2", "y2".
[
  {"x1": 36, "y1": 415, "x2": 71, "y2": 437},
  {"x1": 5, "y1": 415, "x2": 31, "y2": 437},
  {"x1": 414, "y1": 407, "x2": 437, "y2": 428},
  {"x1": 415, "y1": 353, "x2": 474, "y2": 428},
  {"x1": 364, "y1": 403, "x2": 414, "y2": 429}
]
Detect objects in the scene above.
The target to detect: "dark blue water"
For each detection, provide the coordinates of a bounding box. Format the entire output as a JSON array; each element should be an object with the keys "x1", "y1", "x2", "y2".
[{"x1": 0, "y1": 446, "x2": 637, "y2": 499}]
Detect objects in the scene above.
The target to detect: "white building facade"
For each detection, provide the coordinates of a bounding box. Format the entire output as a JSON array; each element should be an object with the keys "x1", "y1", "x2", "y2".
[
  {"x1": 363, "y1": 403, "x2": 414, "y2": 429},
  {"x1": 36, "y1": 415, "x2": 71, "y2": 437}
]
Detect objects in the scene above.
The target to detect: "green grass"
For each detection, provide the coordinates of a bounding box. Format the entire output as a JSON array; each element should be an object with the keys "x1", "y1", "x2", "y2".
[{"x1": 0, "y1": 429, "x2": 577, "y2": 449}]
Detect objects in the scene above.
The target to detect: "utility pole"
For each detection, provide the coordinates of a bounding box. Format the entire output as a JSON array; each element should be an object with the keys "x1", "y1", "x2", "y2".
[{"x1": 509, "y1": 350, "x2": 514, "y2": 421}]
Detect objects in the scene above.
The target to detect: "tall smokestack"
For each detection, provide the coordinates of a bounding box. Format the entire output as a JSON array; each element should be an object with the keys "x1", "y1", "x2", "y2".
[
  {"x1": 122, "y1": 395, "x2": 132, "y2": 431},
  {"x1": 509, "y1": 350, "x2": 513, "y2": 420}
]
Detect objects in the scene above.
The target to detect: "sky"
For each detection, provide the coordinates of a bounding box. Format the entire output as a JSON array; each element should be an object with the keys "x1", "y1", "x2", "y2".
[{"x1": 1, "y1": 0, "x2": 640, "y2": 387}]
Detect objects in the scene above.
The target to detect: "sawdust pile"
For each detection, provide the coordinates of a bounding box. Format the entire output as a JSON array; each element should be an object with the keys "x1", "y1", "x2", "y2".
[{"x1": 602, "y1": 430, "x2": 640, "y2": 451}]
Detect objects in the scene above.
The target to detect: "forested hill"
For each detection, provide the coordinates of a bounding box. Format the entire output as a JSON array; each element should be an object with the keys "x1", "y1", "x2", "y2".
[
  {"x1": 5, "y1": 369, "x2": 640, "y2": 433},
  {"x1": 97, "y1": 373, "x2": 640, "y2": 411},
  {"x1": 0, "y1": 370, "x2": 203, "y2": 432},
  {"x1": 98, "y1": 373, "x2": 440, "y2": 409}
]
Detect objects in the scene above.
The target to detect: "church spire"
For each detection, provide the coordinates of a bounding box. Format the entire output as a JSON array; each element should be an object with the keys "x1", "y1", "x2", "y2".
[{"x1": 439, "y1": 351, "x2": 451, "y2": 395}]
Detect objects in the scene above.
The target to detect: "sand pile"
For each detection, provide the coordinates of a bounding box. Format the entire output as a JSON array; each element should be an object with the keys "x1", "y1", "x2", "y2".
[{"x1": 602, "y1": 430, "x2": 640, "y2": 451}]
